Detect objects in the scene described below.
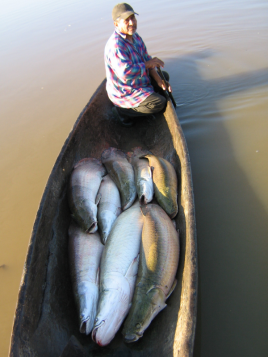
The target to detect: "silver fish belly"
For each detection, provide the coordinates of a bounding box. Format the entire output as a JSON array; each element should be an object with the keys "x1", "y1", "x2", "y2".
[
  {"x1": 101, "y1": 147, "x2": 136, "y2": 210},
  {"x1": 97, "y1": 175, "x2": 121, "y2": 244},
  {"x1": 68, "y1": 158, "x2": 106, "y2": 232},
  {"x1": 68, "y1": 222, "x2": 104, "y2": 335},
  {"x1": 122, "y1": 203, "x2": 180, "y2": 342},
  {"x1": 130, "y1": 147, "x2": 154, "y2": 205},
  {"x1": 92, "y1": 201, "x2": 143, "y2": 346}
]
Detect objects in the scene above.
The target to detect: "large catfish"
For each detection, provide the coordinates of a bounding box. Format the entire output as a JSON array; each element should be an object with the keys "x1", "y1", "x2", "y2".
[
  {"x1": 97, "y1": 174, "x2": 121, "y2": 244},
  {"x1": 68, "y1": 222, "x2": 104, "y2": 335},
  {"x1": 142, "y1": 154, "x2": 178, "y2": 218},
  {"x1": 92, "y1": 201, "x2": 143, "y2": 346},
  {"x1": 130, "y1": 147, "x2": 154, "y2": 205},
  {"x1": 101, "y1": 147, "x2": 136, "y2": 210},
  {"x1": 68, "y1": 158, "x2": 106, "y2": 233},
  {"x1": 122, "y1": 203, "x2": 180, "y2": 343}
]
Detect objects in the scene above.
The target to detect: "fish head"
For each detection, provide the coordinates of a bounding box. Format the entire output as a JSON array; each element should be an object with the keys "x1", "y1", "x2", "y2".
[
  {"x1": 72, "y1": 202, "x2": 98, "y2": 233},
  {"x1": 77, "y1": 282, "x2": 99, "y2": 335},
  {"x1": 138, "y1": 179, "x2": 154, "y2": 205},
  {"x1": 92, "y1": 283, "x2": 130, "y2": 346},
  {"x1": 98, "y1": 210, "x2": 117, "y2": 244},
  {"x1": 86, "y1": 204, "x2": 98, "y2": 233},
  {"x1": 161, "y1": 196, "x2": 178, "y2": 219},
  {"x1": 122, "y1": 287, "x2": 167, "y2": 343},
  {"x1": 83, "y1": 205, "x2": 98, "y2": 233}
]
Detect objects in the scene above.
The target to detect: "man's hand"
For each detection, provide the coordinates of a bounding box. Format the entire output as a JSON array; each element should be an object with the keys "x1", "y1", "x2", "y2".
[
  {"x1": 156, "y1": 78, "x2": 172, "y2": 92},
  {"x1": 149, "y1": 67, "x2": 172, "y2": 92},
  {"x1": 145, "y1": 57, "x2": 164, "y2": 69}
]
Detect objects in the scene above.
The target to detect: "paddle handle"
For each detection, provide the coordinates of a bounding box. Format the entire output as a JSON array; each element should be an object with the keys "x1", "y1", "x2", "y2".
[{"x1": 157, "y1": 67, "x2": 177, "y2": 108}]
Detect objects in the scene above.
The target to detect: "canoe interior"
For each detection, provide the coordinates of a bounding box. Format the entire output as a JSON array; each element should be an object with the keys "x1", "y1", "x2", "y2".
[{"x1": 10, "y1": 80, "x2": 197, "y2": 357}]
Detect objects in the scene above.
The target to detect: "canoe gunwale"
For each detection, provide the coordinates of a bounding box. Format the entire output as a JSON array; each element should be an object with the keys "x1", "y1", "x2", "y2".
[{"x1": 163, "y1": 100, "x2": 197, "y2": 356}]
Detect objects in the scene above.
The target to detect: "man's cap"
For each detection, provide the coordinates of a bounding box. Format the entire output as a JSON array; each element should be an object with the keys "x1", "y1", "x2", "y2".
[{"x1": 112, "y1": 3, "x2": 138, "y2": 21}]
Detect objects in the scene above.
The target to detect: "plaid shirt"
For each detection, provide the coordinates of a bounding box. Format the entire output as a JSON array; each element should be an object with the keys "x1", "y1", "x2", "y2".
[{"x1": 104, "y1": 30, "x2": 154, "y2": 108}]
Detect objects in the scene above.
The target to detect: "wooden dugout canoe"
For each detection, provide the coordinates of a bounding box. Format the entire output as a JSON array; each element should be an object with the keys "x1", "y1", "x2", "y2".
[{"x1": 10, "y1": 80, "x2": 197, "y2": 357}]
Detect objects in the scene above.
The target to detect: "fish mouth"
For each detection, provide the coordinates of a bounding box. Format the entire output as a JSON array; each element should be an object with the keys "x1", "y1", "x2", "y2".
[
  {"x1": 92, "y1": 320, "x2": 105, "y2": 343},
  {"x1": 87, "y1": 221, "x2": 98, "y2": 233},
  {"x1": 124, "y1": 332, "x2": 143, "y2": 343},
  {"x1": 100, "y1": 233, "x2": 108, "y2": 245},
  {"x1": 139, "y1": 194, "x2": 146, "y2": 205},
  {"x1": 80, "y1": 317, "x2": 92, "y2": 335}
]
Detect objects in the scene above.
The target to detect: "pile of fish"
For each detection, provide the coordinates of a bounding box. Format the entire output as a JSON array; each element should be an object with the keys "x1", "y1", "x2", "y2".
[{"x1": 67, "y1": 147, "x2": 180, "y2": 346}]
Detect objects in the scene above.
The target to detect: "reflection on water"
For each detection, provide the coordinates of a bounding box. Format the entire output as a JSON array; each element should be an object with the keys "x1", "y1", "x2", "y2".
[{"x1": 1, "y1": 0, "x2": 268, "y2": 355}]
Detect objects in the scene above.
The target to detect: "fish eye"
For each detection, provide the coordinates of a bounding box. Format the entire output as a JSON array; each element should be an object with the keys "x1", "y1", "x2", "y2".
[
  {"x1": 95, "y1": 318, "x2": 98, "y2": 322},
  {"x1": 136, "y1": 323, "x2": 141, "y2": 329}
]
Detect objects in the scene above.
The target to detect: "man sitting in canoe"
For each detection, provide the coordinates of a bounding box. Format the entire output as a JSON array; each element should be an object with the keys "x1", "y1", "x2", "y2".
[{"x1": 105, "y1": 3, "x2": 172, "y2": 126}]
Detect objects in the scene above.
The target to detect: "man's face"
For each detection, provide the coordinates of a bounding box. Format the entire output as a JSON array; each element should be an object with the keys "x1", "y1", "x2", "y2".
[{"x1": 114, "y1": 14, "x2": 137, "y2": 36}]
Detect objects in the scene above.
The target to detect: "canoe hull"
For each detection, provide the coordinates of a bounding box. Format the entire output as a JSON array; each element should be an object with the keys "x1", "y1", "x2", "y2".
[{"x1": 10, "y1": 80, "x2": 197, "y2": 357}]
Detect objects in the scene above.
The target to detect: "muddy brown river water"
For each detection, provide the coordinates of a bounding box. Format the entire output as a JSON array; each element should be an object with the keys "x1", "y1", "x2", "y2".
[{"x1": 1, "y1": 0, "x2": 268, "y2": 356}]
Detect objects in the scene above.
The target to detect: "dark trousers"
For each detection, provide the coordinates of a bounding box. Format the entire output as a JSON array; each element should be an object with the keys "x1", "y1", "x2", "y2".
[{"x1": 117, "y1": 71, "x2": 170, "y2": 118}]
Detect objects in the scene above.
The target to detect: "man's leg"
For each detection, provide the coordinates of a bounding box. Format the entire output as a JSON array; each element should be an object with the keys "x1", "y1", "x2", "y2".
[
  {"x1": 113, "y1": 71, "x2": 170, "y2": 125},
  {"x1": 117, "y1": 92, "x2": 166, "y2": 118}
]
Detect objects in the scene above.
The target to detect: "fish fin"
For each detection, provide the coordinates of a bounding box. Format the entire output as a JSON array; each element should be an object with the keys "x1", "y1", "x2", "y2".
[
  {"x1": 125, "y1": 255, "x2": 139, "y2": 278},
  {"x1": 95, "y1": 193, "x2": 101, "y2": 205},
  {"x1": 146, "y1": 285, "x2": 166, "y2": 295},
  {"x1": 166, "y1": 279, "x2": 177, "y2": 299},
  {"x1": 95, "y1": 268, "x2": 100, "y2": 285},
  {"x1": 146, "y1": 286, "x2": 167, "y2": 309}
]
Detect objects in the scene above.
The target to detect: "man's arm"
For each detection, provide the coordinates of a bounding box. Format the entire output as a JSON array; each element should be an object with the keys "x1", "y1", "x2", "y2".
[{"x1": 142, "y1": 45, "x2": 172, "y2": 92}]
